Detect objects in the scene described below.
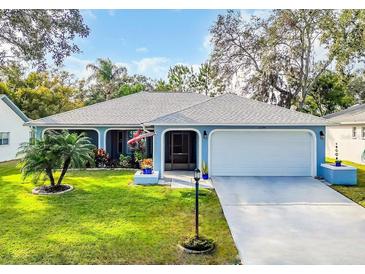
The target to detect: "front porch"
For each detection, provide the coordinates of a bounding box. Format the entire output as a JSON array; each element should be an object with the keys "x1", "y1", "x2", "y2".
[
  {"x1": 161, "y1": 170, "x2": 213, "y2": 189},
  {"x1": 105, "y1": 129, "x2": 153, "y2": 160}
]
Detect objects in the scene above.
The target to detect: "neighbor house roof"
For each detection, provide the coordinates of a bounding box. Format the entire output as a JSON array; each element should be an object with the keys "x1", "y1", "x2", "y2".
[
  {"x1": 0, "y1": 94, "x2": 29, "y2": 122},
  {"x1": 27, "y1": 91, "x2": 210, "y2": 126},
  {"x1": 145, "y1": 93, "x2": 328, "y2": 126},
  {"x1": 324, "y1": 104, "x2": 365, "y2": 124}
]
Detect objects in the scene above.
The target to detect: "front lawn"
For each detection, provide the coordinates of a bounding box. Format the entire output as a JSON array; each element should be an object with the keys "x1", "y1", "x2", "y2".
[
  {"x1": 327, "y1": 158, "x2": 365, "y2": 208},
  {"x1": 0, "y1": 161, "x2": 238, "y2": 264}
]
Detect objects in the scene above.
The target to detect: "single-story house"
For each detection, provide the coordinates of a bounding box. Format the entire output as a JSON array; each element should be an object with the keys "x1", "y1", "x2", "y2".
[
  {"x1": 325, "y1": 104, "x2": 365, "y2": 164},
  {"x1": 27, "y1": 91, "x2": 327, "y2": 178},
  {"x1": 0, "y1": 94, "x2": 30, "y2": 162}
]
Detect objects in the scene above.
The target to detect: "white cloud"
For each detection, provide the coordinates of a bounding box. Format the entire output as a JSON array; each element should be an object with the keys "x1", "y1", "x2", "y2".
[
  {"x1": 133, "y1": 57, "x2": 170, "y2": 79},
  {"x1": 203, "y1": 34, "x2": 212, "y2": 52},
  {"x1": 175, "y1": 62, "x2": 201, "y2": 73},
  {"x1": 81, "y1": 10, "x2": 97, "y2": 20},
  {"x1": 61, "y1": 56, "x2": 206, "y2": 81},
  {"x1": 136, "y1": 47, "x2": 149, "y2": 53},
  {"x1": 62, "y1": 56, "x2": 93, "y2": 80},
  {"x1": 240, "y1": 9, "x2": 271, "y2": 22}
]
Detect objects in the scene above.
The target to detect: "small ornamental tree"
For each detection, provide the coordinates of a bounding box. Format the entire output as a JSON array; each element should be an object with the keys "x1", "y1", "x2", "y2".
[{"x1": 18, "y1": 131, "x2": 95, "y2": 192}]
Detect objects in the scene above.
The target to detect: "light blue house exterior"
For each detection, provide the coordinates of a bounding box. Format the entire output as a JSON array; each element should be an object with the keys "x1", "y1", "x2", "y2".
[
  {"x1": 28, "y1": 92, "x2": 329, "y2": 179},
  {"x1": 152, "y1": 125, "x2": 326, "y2": 178}
]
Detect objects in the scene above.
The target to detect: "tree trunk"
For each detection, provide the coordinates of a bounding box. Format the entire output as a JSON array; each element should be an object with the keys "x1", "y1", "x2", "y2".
[
  {"x1": 57, "y1": 157, "x2": 71, "y2": 185},
  {"x1": 46, "y1": 167, "x2": 55, "y2": 186}
]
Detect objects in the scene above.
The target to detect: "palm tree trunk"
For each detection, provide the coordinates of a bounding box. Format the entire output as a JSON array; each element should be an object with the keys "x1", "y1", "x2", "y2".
[
  {"x1": 46, "y1": 167, "x2": 55, "y2": 186},
  {"x1": 57, "y1": 157, "x2": 71, "y2": 185}
]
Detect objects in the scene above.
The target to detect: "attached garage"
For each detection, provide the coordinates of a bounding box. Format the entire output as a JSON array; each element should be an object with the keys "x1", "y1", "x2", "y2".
[{"x1": 209, "y1": 130, "x2": 316, "y2": 177}]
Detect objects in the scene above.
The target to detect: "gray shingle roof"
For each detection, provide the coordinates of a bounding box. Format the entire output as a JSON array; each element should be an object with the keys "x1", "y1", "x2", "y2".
[
  {"x1": 27, "y1": 91, "x2": 209, "y2": 126},
  {"x1": 324, "y1": 104, "x2": 365, "y2": 123},
  {"x1": 146, "y1": 93, "x2": 327, "y2": 126}
]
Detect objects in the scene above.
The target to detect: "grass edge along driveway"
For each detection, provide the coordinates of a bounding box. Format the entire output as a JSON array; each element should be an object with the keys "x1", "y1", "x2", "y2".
[{"x1": 327, "y1": 158, "x2": 365, "y2": 208}]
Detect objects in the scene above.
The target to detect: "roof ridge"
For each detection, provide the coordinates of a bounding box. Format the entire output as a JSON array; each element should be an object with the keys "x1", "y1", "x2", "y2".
[
  {"x1": 146, "y1": 92, "x2": 326, "y2": 125},
  {"x1": 227, "y1": 93, "x2": 327, "y2": 121},
  {"x1": 28, "y1": 91, "x2": 147, "y2": 124},
  {"x1": 1, "y1": 94, "x2": 29, "y2": 122},
  {"x1": 143, "y1": 93, "x2": 218, "y2": 124},
  {"x1": 324, "y1": 103, "x2": 365, "y2": 119}
]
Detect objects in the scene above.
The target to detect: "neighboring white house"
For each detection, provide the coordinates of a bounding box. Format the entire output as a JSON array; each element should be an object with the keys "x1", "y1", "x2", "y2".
[
  {"x1": 0, "y1": 94, "x2": 30, "y2": 162},
  {"x1": 325, "y1": 104, "x2": 365, "y2": 164}
]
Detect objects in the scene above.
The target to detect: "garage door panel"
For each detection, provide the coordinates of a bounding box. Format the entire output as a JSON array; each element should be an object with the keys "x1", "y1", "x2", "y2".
[{"x1": 210, "y1": 131, "x2": 313, "y2": 176}]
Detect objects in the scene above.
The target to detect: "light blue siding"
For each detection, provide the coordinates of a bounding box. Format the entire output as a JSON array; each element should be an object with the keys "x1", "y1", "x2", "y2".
[
  {"x1": 321, "y1": 164, "x2": 357, "y2": 185},
  {"x1": 35, "y1": 125, "x2": 326, "y2": 179},
  {"x1": 154, "y1": 125, "x2": 326, "y2": 178}
]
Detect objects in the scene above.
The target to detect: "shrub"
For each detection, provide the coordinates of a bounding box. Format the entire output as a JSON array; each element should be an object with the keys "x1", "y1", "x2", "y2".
[
  {"x1": 119, "y1": 154, "x2": 132, "y2": 168},
  {"x1": 95, "y1": 148, "x2": 109, "y2": 167},
  {"x1": 18, "y1": 130, "x2": 95, "y2": 188},
  {"x1": 134, "y1": 150, "x2": 144, "y2": 164}
]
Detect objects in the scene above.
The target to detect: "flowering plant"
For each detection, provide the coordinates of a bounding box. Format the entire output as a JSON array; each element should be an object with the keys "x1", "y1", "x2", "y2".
[
  {"x1": 94, "y1": 148, "x2": 110, "y2": 167},
  {"x1": 141, "y1": 158, "x2": 153, "y2": 169}
]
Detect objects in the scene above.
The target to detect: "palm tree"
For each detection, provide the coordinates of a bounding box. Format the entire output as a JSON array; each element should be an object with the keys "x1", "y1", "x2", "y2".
[
  {"x1": 86, "y1": 58, "x2": 127, "y2": 100},
  {"x1": 18, "y1": 134, "x2": 60, "y2": 186},
  {"x1": 53, "y1": 131, "x2": 95, "y2": 185},
  {"x1": 18, "y1": 131, "x2": 95, "y2": 188}
]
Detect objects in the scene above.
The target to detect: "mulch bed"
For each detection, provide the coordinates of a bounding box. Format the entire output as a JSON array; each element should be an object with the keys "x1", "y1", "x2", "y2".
[
  {"x1": 32, "y1": 184, "x2": 73, "y2": 195},
  {"x1": 179, "y1": 236, "x2": 215, "y2": 254}
]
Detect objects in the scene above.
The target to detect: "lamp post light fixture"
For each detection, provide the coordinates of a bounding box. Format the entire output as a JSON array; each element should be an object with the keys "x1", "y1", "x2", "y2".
[{"x1": 194, "y1": 168, "x2": 201, "y2": 239}]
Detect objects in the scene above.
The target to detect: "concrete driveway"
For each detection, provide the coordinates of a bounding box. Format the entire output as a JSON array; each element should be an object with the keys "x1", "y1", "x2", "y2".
[{"x1": 213, "y1": 177, "x2": 365, "y2": 265}]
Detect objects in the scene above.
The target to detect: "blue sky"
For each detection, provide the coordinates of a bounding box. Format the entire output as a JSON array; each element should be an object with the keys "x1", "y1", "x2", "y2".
[
  {"x1": 62, "y1": 10, "x2": 273, "y2": 80},
  {"x1": 62, "y1": 9, "x2": 228, "y2": 80}
]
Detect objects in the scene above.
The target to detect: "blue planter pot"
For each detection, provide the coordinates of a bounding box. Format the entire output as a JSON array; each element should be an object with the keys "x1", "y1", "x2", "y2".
[
  {"x1": 202, "y1": 174, "x2": 209, "y2": 180},
  {"x1": 335, "y1": 161, "x2": 342, "y2": 167},
  {"x1": 142, "y1": 168, "x2": 153, "y2": 174}
]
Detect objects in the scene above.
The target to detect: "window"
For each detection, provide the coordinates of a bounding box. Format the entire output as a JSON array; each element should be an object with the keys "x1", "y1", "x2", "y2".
[
  {"x1": 352, "y1": 127, "x2": 357, "y2": 139},
  {"x1": 362, "y1": 127, "x2": 365, "y2": 139},
  {"x1": 0, "y1": 132, "x2": 9, "y2": 145}
]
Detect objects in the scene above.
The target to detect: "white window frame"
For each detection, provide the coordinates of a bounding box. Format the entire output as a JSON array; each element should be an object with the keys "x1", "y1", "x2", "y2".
[
  {"x1": 0, "y1": 132, "x2": 10, "y2": 145},
  {"x1": 352, "y1": 127, "x2": 357, "y2": 139}
]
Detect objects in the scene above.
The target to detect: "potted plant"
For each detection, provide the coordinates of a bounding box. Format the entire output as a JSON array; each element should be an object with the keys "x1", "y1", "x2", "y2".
[
  {"x1": 202, "y1": 161, "x2": 209, "y2": 180},
  {"x1": 141, "y1": 158, "x2": 153, "y2": 174}
]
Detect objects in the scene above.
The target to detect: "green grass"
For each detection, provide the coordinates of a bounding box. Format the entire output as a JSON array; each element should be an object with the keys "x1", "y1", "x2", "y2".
[
  {"x1": 0, "y1": 161, "x2": 238, "y2": 264},
  {"x1": 327, "y1": 158, "x2": 365, "y2": 208}
]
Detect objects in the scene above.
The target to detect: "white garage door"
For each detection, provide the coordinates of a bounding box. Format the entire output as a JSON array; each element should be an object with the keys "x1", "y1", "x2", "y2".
[{"x1": 210, "y1": 130, "x2": 314, "y2": 176}]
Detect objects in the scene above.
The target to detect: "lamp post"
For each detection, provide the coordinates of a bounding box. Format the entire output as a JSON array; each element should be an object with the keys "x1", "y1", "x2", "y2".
[{"x1": 194, "y1": 168, "x2": 201, "y2": 239}]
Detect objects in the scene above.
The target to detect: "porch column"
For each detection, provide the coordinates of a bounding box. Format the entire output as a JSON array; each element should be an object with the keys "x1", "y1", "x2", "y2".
[{"x1": 97, "y1": 127, "x2": 107, "y2": 149}]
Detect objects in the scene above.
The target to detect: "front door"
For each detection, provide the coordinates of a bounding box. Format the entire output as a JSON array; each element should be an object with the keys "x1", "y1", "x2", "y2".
[{"x1": 165, "y1": 131, "x2": 196, "y2": 170}]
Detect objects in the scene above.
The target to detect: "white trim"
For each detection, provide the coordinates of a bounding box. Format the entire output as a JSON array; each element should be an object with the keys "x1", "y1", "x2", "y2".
[
  {"x1": 103, "y1": 127, "x2": 141, "y2": 151},
  {"x1": 27, "y1": 123, "x2": 143, "y2": 127},
  {"x1": 320, "y1": 163, "x2": 356, "y2": 171},
  {"x1": 160, "y1": 128, "x2": 202, "y2": 178},
  {"x1": 208, "y1": 128, "x2": 317, "y2": 177},
  {"x1": 146, "y1": 123, "x2": 327, "y2": 126},
  {"x1": 352, "y1": 126, "x2": 357, "y2": 139},
  {"x1": 41, "y1": 127, "x2": 101, "y2": 148},
  {"x1": 339, "y1": 121, "x2": 365, "y2": 125},
  {"x1": 0, "y1": 131, "x2": 10, "y2": 146}
]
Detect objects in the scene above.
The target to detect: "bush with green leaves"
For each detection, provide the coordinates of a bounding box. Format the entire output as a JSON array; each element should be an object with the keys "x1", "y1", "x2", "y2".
[
  {"x1": 18, "y1": 130, "x2": 95, "y2": 188},
  {"x1": 119, "y1": 154, "x2": 132, "y2": 168}
]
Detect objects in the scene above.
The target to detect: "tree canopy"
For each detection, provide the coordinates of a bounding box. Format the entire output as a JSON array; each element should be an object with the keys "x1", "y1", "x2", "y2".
[
  {"x1": 0, "y1": 10, "x2": 89, "y2": 69},
  {"x1": 210, "y1": 9, "x2": 365, "y2": 109},
  {"x1": 0, "y1": 65, "x2": 84, "y2": 119}
]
